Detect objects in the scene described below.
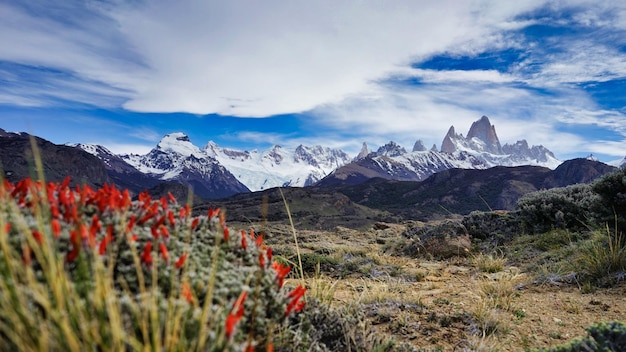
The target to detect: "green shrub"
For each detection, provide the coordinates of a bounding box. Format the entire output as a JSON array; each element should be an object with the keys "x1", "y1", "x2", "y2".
[
  {"x1": 539, "y1": 321, "x2": 626, "y2": 352},
  {"x1": 517, "y1": 184, "x2": 601, "y2": 233},
  {"x1": 592, "y1": 166, "x2": 626, "y2": 230},
  {"x1": 0, "y1": 177, "x2": 306, "y2": 351},
  {"x1": 299, "y1": 252, "x2": 340, "y2": 274},
  {"x1": 462, "y1": 210, "x2": 523, "y2": 243},
  {"x1": 276, "y1": 299, "x2": 401, "y2": 352}
]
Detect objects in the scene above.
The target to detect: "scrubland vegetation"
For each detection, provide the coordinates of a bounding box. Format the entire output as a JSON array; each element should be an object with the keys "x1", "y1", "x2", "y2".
[{"x1": 1, "y1": 143, "x2": 625, "y2": 351}]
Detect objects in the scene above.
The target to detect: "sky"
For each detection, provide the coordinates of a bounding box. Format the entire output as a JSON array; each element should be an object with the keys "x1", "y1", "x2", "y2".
[{"x1": 1, "y1": 0, "x2": 625, "y2": 163}]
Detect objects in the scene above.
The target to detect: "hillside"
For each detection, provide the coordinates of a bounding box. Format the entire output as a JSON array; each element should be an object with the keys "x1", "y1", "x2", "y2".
[{"x1": 319, "y1": 159, "x2": 615, "y2": 221}]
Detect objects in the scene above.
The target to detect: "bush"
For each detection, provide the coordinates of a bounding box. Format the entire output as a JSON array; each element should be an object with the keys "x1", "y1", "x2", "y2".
[
  {"x1": 540, "y1": 321, "x2": 626, "y2": 352},
  {"x1": 0, "y1": 177, "x2": 306, "y2": 351},
  {"x1": 276, "y1": 299, "x2": 401, "y2": 352},
  {"x1": 517, "y1": 184, "x2": 601, "y2": 233},
  {"x1": 592, "y1": 166, "x2": 626, "y2": 230},
  {"x1": 462, "y1": 210, "x2": 523, "y2": 242}
]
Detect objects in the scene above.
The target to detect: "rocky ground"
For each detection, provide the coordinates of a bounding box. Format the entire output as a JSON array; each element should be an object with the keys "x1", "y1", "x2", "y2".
[{"x1": 244, "y1": 221, "x2": 626, "y2": 351}]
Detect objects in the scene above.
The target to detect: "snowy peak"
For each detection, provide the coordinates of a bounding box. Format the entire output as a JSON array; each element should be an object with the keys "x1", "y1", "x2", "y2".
[
  {"x1": 436, "y1": 116, "x2": 559, "y2": 168},
  {"x1": 355, "y1": 142, "x2": 370, "y2": 160},
  {"x1": 412, "y1": 140, "x2": 427, "y2": 152},
  {"x1": 71, "y1": 143, "x2": 114, "y2": 158},
  {"x1": 199, "y1": 140, "x2": 352, "y2": 191},
  {"x1": 157, "y1": 132, "x2": 202, "y2": 157},
  {"x1": 295, "y1": 145, "x2": 350, "y2": 168},
  {"x1": 440, "y1": 126, "x2": 458, "y2": 153},
  {"x1": 319, "y1": 115, "x2": 561, "y2": 187},
  {"x1": 466, "y1": 115, "x2": 502, "y2": 154},
  {"x1": 376, "y1": 141, "x2": 407, "y2": 157}
]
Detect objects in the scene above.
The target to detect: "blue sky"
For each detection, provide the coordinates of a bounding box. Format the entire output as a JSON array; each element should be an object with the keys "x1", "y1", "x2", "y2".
[{"x1": 1, "y1": 1, "x2": 625, "y2": 163}]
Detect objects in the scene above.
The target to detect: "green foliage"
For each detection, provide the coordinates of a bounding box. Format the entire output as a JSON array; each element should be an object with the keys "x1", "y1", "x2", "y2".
[
  {"x1": 517, "y1": 184, "x2": 601, "y2": 233},
  {"x1": 299, "y1": 252, "x2": 340, "y2": 274},
  {"x1": 277, "y1": 299, "x2": 400, "y2": 352},
  {"x1": 462, "y1": 210, "x2": 523, "y2": 242},
  {"x1": 592, "y1": 166, "x2": 626, "y2": 230},
  {"x1": 0, "y1": 177, "x2": 306, "y2": 351},
  {"x1": 574, "y1": 226, "x2": 626, "y2": 286},
  {"x1": 540, "y1": 321, "x2": 626, "y2": 352}
]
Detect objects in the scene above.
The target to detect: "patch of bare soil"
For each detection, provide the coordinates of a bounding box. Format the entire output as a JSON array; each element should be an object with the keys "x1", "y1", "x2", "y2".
[{"x1": 263, "y1": 222, "x2": 626, "y2": 351}]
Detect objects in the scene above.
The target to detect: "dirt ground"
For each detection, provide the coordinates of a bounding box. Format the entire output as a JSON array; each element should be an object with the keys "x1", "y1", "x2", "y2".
[
  {"x1": 330, "y1": 262, "x2": 626, "y2": 351},
  {"x1": 266, "y1": 223, "x2": 626, "y2": 351}
]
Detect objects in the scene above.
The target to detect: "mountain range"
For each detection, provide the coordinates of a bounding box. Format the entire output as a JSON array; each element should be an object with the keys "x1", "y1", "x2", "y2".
[
  {"x1": 0, "y1": 115, "x2": 617, "y2": 202},
  {"x1": 318, "y1": 116, "x2": 560, "y2": 187},
  {"x1": 103, "y1": 115, "x2": 562, "y2": 194},
  {"x1": 0, "y1": 117, "x2": 619, "y2": 225}
]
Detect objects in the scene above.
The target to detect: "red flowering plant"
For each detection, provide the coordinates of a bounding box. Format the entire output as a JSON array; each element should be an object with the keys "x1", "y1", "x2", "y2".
[{"x1": 0, "y1": 176, "x2": 306, "y2": 351}]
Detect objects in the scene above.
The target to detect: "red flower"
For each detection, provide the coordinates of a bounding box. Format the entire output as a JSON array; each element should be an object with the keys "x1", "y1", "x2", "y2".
[
  {"x1": 126, "y1": 214, "x2": 136, "y2": 233},
  {"x1": 191, "y1": 217, "x2": 199, "y2": 230},
  {"x1": 141, "y1": 242, "x2": 153, "y2": 266},
  {"x1": 240, "y1": 230, "x2": 248, "y2": 250},
  {"x1": 285, "y1": 285, "x2": 307, "y2": 316},
  {"x1": 223, "y1": 227, "x2": 229, "y2": 241},
  {"x1": 225, "y1": 291, "x2": 248, "y2": 338},
  {"x1": 66, "y1": 245, "x2": 79, "y2": 263},
  {"x1": 121, "y1": 189, "x2": 132, "y2": 209},
  {"x1": 167, "y1": 210, "x2": 175, "y2": 226},
  {"x1": 175, "y1": 252, "x2": 187, "y2": 269},
  {"x1": 61, "y1": 176, "x2": 71, "y2": 190},
  {"x1": 31, "y1": 230, "x2": 43, "y2": 244},
  {"x1": 151, "y1": 225, "x2": 159, "y2": 239},
  {"x1": 160, "y1": 197, "x2": 168, "y2": 210},
  {"x1": 207, "y1": 207, "x2": 220, "y2": 219},
  {"x1": 178, "y1": 204, "x2": 190, "y2": 220},
  {"x1": 138, "y1": 209, "x2": 154, "y2": 225},
  {"x1": 159, "y1": 225, "x2": 170, "y2": 238},
  {"x1": 167, "y1": 192, "x2": 177, "y2": 204},
  {"x1": 51, "y1": 219, "x2": 61, "y2": 238},
  {"x1": 181, "y1": 281, "x2": 193, "y2": 303},
  {"x1": 159, "y1": 243, "x2": 169, "y2": 262},
  {"x1": 50, "y1": 203, "x2": 60, "y2": 218},
  {"x1": 98, "y1": 226, "x2": 114, "y2": 255},
  {"x1": 266, "y1": 247, "x2": 273, "y2": 262},
  {"x1": 272, "y1": 261, "x2": 291, "y2": 288},
  {"x1": 89, "y1": 214, "x2": 100, "y2": 248}
]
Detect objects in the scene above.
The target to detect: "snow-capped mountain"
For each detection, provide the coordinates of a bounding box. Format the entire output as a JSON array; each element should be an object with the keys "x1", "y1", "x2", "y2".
[
  {"x1": 317, "y1": 116, "x2": 560, "y2": 187},
  {"x1": 72, "y1": 115, "x2": 562, "y2": 196},
  {"x1": 203, "y1": 141, "x2": 351, "y2": 191},
  {"x1": 71, "y1": 142, "x2": 163, "y2": 193},
  {"x1": 75, "y1": 132, "x2": 351, "y2": 196},
  {"x1": 440, "y1": 116, "x2": 560, "y2": 168},
  {"x1": 316, "y1": 146, "x2": 490, "y2": 187},
  {"x1": 118, "y1": 133, "x2": 249, "y2": 199}
]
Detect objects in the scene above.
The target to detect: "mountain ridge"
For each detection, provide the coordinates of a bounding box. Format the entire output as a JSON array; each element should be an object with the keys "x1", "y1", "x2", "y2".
[{"x1": 319, "y1": 115, "x2": 560, "y2": 187}]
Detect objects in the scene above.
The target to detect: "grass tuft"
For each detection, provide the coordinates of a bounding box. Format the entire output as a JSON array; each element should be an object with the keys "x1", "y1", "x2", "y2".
[{"x1": 472, "y1": 251, "x2": 507, "y2": 273}]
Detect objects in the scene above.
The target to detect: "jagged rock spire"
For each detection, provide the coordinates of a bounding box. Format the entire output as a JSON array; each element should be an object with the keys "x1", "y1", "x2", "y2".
[
  {"x1": 440, "y1": 126, "x2": 457, "y2": 153},
  {"x1": 355, "y1": 142, "x2": 370, "y2": 160},
  {"x1": 466, "y1": 116, "x2": 502, "y2": 154},
  {"x1": 412, "y1": 139, "x2": 427, "y2": 152}
]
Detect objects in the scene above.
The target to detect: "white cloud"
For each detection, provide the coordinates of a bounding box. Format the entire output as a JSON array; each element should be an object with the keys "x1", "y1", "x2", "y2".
[
  {"x1": 589, "y1": 139, "x2": 626, "y2": 157},
  {"x1": 0, "y1": 0, "x2": 552, "y2": 116}
]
